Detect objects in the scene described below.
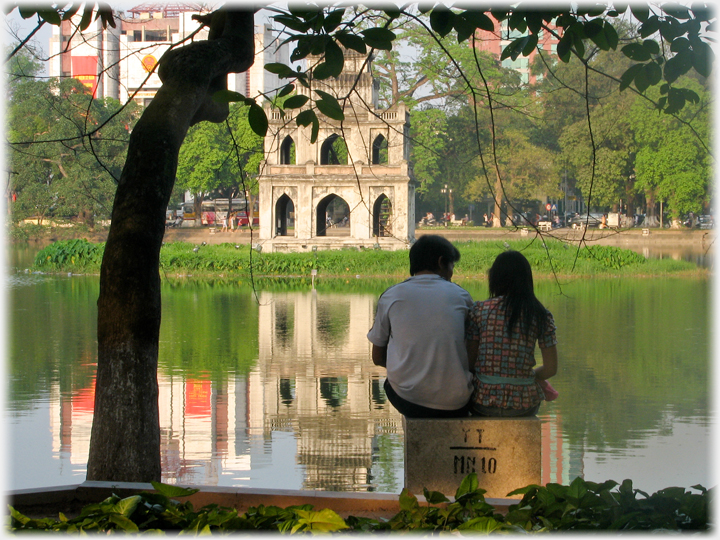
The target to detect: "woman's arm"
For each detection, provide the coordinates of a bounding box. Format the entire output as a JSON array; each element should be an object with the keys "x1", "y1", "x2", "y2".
[
  {"x1": 534, "y1": 345, "x2": 558, "y2": 380},
  {"x1": 466, "y1": 340, "x2": 479, "y2": 371}
]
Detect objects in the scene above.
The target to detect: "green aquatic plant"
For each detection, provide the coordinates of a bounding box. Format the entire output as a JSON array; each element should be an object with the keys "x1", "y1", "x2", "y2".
[{"x1": 30, "y1": 238, "x2": 703, "y2": 278}]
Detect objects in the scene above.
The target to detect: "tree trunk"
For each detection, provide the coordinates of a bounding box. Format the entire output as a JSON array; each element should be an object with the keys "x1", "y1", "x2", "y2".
[
  {"x1": 194, "y1": 193, "x2": 204, "y2": 227},
  {"x1": 493, "y1": 172, "x2": 502, "y2": 227},
  {"x1": 86, "y1": 8, "x2": 256, "y2": 482}
]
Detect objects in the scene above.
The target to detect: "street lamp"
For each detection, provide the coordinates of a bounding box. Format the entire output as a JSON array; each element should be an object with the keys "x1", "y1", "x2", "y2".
[{"x1": 441, "y1": 184, "x2": 452, "y2": 218}]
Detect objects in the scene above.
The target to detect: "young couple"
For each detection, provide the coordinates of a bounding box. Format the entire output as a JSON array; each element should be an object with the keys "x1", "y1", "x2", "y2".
[{"x1": 367, "y1": 235, "x2": 558, "y2": 418}]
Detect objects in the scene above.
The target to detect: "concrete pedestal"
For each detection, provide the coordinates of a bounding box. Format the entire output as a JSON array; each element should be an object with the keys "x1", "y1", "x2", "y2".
[{"x1": 404, "y1": 417, "x2": 541, "y2": 499}]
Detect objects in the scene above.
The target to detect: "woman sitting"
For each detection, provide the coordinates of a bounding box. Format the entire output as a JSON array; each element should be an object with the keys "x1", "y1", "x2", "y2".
[{"x1": 466, "y1": 250, "x2": 558, "y2": 417}]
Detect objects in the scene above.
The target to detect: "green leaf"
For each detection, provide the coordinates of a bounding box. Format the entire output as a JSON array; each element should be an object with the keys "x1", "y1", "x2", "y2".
[
  {"x1": 664, "y1": 88, "x2": 685, "y2": 114},
  {"x1": 323, "y1": 8, "x2": 345, "y2": 33},
  {"x1": 310, "y1": 116, "x2": 319, "y2": 143},
  {"x1": 630, "y1": 3, "x2": 650, "y2": 22},
  {"x1": 112, "y1": 495, "x2": 142, "y2": 517},
  {"x1": 670, "y1": 36, "x2": 690, "y2": 53},
  {"x1": 619, "y1": 63, "x2": 643, "y2": 90},
  {"x1": 462, "y1": 10, "x2": 495, "y2": 32},
  {"x1": 79, "y1": 5, "x2": 94, "y2": 31},
  {"x1": 643, "y1": 60, "x2": 662, "y2": 86},
  {"x1": 430, "y1": 5, "x2": 455, "y2": 38},
  {"x1": 662, "y1": 2, "x2": 691, "y2": 19},
  {"x1": 361, "y1": 27, "x2": 396, "y2": 50},
  {"x1": 277, "y1": 83, "x2": 295, "y2": 98},
  {"x1": 212, "y1": 90, "x2": 251, "y2": 104},
  {"x1": 571, "y1": 30, "x2": 585, "y2": 58},
  {"x1": 622, "y1": 42, "x2": 651, "y2": 61},
  {"x1": 17, "y1": 6, "x2": 37, "y2": 19},
  {"x1": 399, "y1": 488, "x2": 419, "y2": 512},
  {"x1": 151, "y1": 481, "x2": 199, "y2": 499},
  {"x1": 642, "y1": 38, "x2": 660, "y2": 55},
  {"x1": 457, "y1": 516, "x2": 504, "y2": 532},
  {"x1": 273, "y1": 14, "x2": 311, "y2": 33},
  {"x1": 455, "y1": 473, "x2": 480, "y2": 499},
  {"x1": 454, "y1": 15, "x2": 475, "y2": 43},
  {"x1": 335, "y1": 31, "x2": 367, "y2": 54},
  {"x1": 265, "y1": 62, "x2": 296, "y2": 78},
  {"x1": 323, "y1": 40, "x2": 344, "y2": 77},
  {"x1": 295, "y1": 109, "x2": 315, "y2": 127},
  {"x1": 314, "y1": 92, "x2": 344, "y2": 121},
  {"x1": 691, "y1": 41, "x2": 713, "y2": 77},
  {"x1": 638, "y1": 15, "x2": 660, "y2": 38},
  {"x1": 8, "y1": 505, "x2": 31, "y2": 525},
  {"x1": 659, "y1": 18, "x2": 683, "y2": 41},
  {"x1": 664, "y1": 48, "x2": 692, "y2": 83},
  {"x1": 108, "y1": 514, "x2": 140, "y2": 532},
  {"x1": 567, "y1": 476, "x2": 589, "y2": 503},
  {"x1": 248, "y1": 103, "x2": 268, "y2": 137},
  {"x1": 423, "y1": 488, "x2": 450, "y2": 505},
  {"x1": 62, "y1": 4, "x2": 82, "y2": 21},
  {"x1": 97, "y1": 3, "x2": 115, "y2": 28},
  {"x1": 283, "y1": 95, "x2": 309, "y2": 109},
  {"x1": 522, "y1": 34, "x2": 538, "y2": 56},
  {"x1": 294, "y1": 508, "x2": 349, "y2": 532},
  {"x1": 507, "y1": 484, "x2": 540, "y2": 497},
  {"x1": 556, "y1": 34, "x2": 572, "y2": 62},
  {"x1": 38, "y1": 9, "x2": 61, "y2": 25}
]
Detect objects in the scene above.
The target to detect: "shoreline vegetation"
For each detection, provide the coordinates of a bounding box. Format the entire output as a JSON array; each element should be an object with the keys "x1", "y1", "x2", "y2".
[{"x1": 30, "y1": 238, "x2": 706, "y2": 280}]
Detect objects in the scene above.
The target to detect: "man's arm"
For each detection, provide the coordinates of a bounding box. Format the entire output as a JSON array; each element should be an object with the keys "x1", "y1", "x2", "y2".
[{"x1": 371, "y1": 344, "x2": 387, "y2": 367}]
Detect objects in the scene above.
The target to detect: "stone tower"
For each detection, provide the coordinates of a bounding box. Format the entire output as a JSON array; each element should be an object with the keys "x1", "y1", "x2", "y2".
[{"x1": 257, "y1": 50, "x2": 415, "y2": 252}]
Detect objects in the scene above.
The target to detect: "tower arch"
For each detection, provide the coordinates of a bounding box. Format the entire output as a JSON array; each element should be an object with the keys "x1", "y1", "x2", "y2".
[
  {"x1": 280, "y1": 136, "x2": 295, "y2": 165},
  {"x1": 373, "y1": 194, "x2": 392, "y2": 237},
  {"x1": 275, "y1": 193, "x2": 295, "y2": 237},
  {"x1": 320, "y1": 134, "x2": 348, "y2": 165},
  {"x1": 372, "y1": 134, "x2": 388, "y2": 164}
]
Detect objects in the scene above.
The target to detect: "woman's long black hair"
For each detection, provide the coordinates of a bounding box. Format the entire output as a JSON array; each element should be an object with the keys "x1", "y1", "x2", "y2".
[{"x1": 488, "y1": 250, "x2": 547, "y2": 337}]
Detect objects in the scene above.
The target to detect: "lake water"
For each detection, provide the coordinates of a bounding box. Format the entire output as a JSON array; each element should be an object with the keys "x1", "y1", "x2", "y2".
[{"x1": 5, "y1": 245, "x2": 713, "y2": 495}]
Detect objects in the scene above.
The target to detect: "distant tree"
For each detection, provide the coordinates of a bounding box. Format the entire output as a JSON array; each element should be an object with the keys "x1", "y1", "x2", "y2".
[
  {"x1": 630, "y1": 77, "x2": 711, "y2": 225},
  {"x1": 559, "y1": 90, "x2": 637, "y2": 210},
  {"x1": 7, "y1": 73, "x2": 140, "y2": 225},
  {"x1": 176, "y1": 103, "x2": 263, "y2": 222}
]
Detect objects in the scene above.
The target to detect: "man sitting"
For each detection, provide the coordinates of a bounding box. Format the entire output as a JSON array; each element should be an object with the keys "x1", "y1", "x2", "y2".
[{"x1": 367, "y1": 235, "x2": 474, "y2": 417}]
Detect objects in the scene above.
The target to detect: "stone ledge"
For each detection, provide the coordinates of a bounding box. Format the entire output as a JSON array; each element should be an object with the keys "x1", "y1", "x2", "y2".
[{"x1": 7, "y1": 482, "x2": 519, "y2": 520}]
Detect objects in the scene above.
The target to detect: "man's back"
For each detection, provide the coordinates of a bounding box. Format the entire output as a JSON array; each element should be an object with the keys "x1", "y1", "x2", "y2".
[{"x1": 368, "y1": 274, "x2": 473, "y2": 411}]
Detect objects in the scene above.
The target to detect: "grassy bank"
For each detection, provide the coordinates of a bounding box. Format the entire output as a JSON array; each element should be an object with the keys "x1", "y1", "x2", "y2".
[{"x1": 30, "y1": 238, "x2": 705, "y2": 279}]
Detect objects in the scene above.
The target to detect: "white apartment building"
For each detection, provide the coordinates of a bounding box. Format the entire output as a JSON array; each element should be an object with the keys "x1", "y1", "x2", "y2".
[{"x1": 48, "y1": 3, "x2": 290, "y2": 106}]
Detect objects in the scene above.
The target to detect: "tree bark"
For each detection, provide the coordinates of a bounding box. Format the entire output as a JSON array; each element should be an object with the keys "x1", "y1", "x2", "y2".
[{"x1": 86, "y1": 8, "x2": 256, "y2": 482}]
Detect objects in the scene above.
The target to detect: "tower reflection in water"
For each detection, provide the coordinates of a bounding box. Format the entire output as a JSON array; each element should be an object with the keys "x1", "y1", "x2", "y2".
[{"x1": 50, "y1": 289, "x2": 575, "y2": 492}]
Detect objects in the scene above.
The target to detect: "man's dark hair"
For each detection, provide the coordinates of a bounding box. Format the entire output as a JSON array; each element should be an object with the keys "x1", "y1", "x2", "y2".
[{"x1": 409, "y1": 235, "x2": 461, "y2": 275}]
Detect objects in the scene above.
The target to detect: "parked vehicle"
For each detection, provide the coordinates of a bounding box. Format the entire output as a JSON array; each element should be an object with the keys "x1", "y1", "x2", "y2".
[
  {"x1": 568, "y1": 213, "x2": 603, "y2": 228},
  {"x1": 697, "y1": 215, "x2": 713, "y2": 229}
]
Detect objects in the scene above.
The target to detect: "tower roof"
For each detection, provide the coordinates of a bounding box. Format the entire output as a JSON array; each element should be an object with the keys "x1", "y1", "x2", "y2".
[{"x1": 127, "y1": 3, "x2": 210, "y2": 18}]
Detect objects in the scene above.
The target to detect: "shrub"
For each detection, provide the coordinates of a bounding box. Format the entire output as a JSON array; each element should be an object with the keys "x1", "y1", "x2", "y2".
[{"x1": 8, "y1": 475, "x2": 710, "y2": 533}]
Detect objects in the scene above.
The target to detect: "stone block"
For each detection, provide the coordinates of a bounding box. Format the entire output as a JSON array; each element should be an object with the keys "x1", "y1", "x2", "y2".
[{"x1": 404, "y1": 416, "x2": 541, "y2": 499}]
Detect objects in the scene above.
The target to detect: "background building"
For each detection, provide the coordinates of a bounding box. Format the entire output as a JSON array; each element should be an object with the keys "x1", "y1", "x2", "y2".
[
  {"x1": 474, "y1": 21, "x2": 561, "y2": 85},
  {"x1": 48, "y1": 3, "x2": 289, "y2": 106}
]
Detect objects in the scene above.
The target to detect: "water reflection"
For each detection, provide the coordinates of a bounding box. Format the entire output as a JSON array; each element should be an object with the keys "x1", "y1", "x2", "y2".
[{"x1": 6, "y1": 272, "x2": 712, "y2": 494}]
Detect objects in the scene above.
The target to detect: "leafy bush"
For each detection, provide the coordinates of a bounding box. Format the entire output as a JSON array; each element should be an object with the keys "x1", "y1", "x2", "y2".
[{"x1": 8, "y1": 475, "x2": 710, "y2": 533}]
